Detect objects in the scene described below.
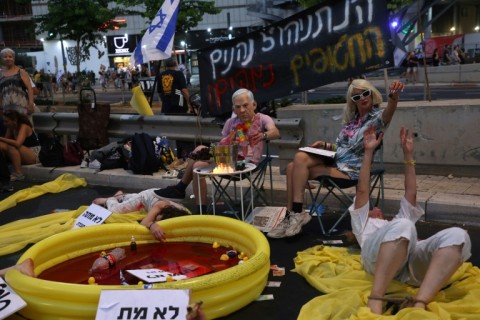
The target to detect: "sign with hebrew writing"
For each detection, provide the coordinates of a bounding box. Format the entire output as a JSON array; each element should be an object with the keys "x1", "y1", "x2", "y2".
[
  {"x1": 73, "y1": 203, "x2": 112, "y2": 229},
  {"x1": 95, "y1": 289, "x2": 190, "y2": 320},
  {"x1": 0, "y1": 278, "x2": 27, "y2": 319},
  {"x1": 197, "y1": 0, "x2": 394, "y2": 116}
]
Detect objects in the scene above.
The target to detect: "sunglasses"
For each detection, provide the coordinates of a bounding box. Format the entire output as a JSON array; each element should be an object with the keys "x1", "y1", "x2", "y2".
[{"x1": 351, "y1": 89, "x2": 372, "y2": 102}]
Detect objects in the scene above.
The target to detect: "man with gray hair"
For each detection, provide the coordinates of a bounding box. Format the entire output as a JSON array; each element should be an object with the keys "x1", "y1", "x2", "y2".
[{"x1": 155, "y1": 88, "x2": 280, "y2": 214}]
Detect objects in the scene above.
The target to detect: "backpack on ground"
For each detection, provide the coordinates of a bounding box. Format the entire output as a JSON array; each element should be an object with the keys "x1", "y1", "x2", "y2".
[
  {"x1": 38, "y1": 133, "x2": 65, "y2": 167},
  {"x1": 129, "y1": 133, "x2": 161, "y2": 175},
  {"x1": 63, "y1": 141, "x2": 84, "y2": 166}
]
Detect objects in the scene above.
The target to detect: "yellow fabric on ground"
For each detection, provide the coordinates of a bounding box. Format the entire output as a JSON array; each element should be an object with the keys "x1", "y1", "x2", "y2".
[
  {"x1": 0, "y1": 173, "x2": 147, "y2": 256},
  {"x1": 130, "y1": 85, "x2": 154, "y2": 115},
  {"x1": 293, "y1": 245, "x2": 480, "y2": 319},
  {"x1": 0, "y1": 206, "x2": 146, "y2": 256},
  {"x1": 0, "y1": 173, "x2": 87, "y2": 213}
]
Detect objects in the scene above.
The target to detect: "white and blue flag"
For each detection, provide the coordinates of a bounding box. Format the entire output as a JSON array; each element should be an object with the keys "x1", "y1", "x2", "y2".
[{"x1": 131, "y1": 0, "x2": 180, "y2": 65}]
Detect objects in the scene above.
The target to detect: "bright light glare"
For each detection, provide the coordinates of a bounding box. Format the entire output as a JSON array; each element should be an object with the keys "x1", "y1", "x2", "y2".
[
  {"x1": 450, "y1": 26, "x2": 455, "y2": 31},
  {"x1": 475, "y1": 26, "x2": 480, "y2": 31},
  {"x1": 391, "y1": 21, "x2": 398, "y2": 28}
]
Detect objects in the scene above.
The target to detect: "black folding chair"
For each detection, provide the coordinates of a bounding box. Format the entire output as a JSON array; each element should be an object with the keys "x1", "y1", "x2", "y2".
[{"x1": 307, "y1": 145, "x2": 385, "y2": 235}]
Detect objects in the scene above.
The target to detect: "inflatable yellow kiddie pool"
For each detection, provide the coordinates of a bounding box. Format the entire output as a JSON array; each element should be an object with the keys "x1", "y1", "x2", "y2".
[{"x1": 6, "y1": 215, "x2": 270, "y2": 319}]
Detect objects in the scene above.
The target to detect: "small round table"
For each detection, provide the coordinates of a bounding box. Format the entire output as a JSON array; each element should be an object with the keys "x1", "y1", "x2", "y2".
[{"x1": 194, "y1": 163, "x2": 256, "y2": 221}]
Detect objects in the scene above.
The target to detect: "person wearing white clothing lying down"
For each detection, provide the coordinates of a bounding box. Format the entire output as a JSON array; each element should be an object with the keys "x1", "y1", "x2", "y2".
[{"x1": 350, "y1": 126, "x2": 471, "y2": 314}]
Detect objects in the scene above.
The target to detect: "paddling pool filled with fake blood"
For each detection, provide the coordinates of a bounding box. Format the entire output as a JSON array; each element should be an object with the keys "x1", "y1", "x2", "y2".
[
  {"x1": 6, "y1": 216, "x2": 271, "y2": 320},
  {"x1": 38, "y1": 242, "x2": 242, "y2": 285}
]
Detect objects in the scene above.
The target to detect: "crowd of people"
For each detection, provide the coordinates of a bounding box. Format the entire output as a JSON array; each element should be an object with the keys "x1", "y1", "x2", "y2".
[{"x1": 0, "y1": 46, "x2": 473, "y2": 317}]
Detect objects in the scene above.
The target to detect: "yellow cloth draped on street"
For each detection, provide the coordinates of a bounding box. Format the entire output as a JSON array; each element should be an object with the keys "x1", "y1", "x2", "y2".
[
  {"x1": 293, "y1": 245, "x2": 480, "y2": 320},
  {"x1": 0, "y1": 173, "x2": 146, "y2": 256},
  {"x1": 0, "y1": 173, "x2": 87, "y2": 213},
  {"x1": 0, "y1": 207, "x2": 146, "y2": 256}
]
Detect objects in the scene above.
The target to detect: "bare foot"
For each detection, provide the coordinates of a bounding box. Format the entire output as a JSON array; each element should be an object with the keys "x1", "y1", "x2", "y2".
[
  {"x1": 15, "y1": 258, "x2": 35, "y2": 277},
  {"x1": 367, "y1": 298, "x2": 383, "y2": 314},
  {"x1": 93, "y1": 197, "x2": 107, "y2": 206}
]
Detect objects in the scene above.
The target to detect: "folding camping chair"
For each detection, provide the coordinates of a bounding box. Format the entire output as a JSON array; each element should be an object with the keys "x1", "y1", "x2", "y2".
[{"x1": 307, "y1": 145, "x2": 385, "y2": 235}]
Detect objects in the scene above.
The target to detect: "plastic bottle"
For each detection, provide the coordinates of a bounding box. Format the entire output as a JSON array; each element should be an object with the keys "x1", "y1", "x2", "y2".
[{"x1": 130, "y1": 235, "x2": 137, "y2": 253}]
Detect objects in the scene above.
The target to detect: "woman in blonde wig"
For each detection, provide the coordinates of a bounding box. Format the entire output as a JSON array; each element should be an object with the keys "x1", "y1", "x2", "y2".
[{"x1": 268, "y1": 79, "x2": 405, "y2": 239}]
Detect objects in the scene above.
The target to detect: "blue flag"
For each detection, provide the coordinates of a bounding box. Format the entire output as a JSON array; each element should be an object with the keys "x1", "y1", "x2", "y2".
[{"x1": 131, "y1": 0, "x2": 180, "y2": 65}]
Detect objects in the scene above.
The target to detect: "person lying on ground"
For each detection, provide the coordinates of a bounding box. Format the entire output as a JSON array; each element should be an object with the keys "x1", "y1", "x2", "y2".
[
  {"x1": 267, "y1": 79, "x2": 404, "y2": 239},
  {"x1": 352, "y1": 126, "x2": 471, "y2": 314},
  {"x1": 93, "y1": 189, "x2": 189, "y2": 241}
]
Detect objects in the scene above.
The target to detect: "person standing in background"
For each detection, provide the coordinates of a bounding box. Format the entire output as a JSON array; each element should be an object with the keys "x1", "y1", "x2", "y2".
[
  {"x1": 157, "y1": 57, "x2": 194, "y2": 159},
  {"x1": 186, "y1": 69, "x2": 192, "y2": 87},
  {"x1": 432, "y1": 48, "x2": 440, "y2": 67},
  {"x1": 0, "y1": 48, "x2": 35, "y2": 118},
  {"x1": 405, "y1": 52, "x2": 419, "y2": 84},
  {"x1": 157, "y1": 57, "x2": 192, "y2": 114}
]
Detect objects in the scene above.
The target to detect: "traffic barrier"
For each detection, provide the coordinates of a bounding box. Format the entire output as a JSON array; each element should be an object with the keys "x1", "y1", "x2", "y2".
[{"x1": 32, "y1": 113, "x2": 303, "y2": 169}]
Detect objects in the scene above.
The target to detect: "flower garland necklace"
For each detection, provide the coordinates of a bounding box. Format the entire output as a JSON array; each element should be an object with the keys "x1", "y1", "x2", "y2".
[{"x1": 235, "y1": 114, "x2": 257, "y2": 145}]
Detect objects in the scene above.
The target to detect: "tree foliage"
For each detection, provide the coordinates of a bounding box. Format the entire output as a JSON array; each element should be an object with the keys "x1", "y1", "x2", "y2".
[
  {"x1": 32, "y1": 0, "x2": 129, "y2": 73},
  {"x1": 116, "y1": 0, "x2": 221, "y2": 34}
]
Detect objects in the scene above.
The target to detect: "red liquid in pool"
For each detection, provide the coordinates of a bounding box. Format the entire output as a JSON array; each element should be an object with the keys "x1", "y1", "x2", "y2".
[{"x1": 38, "y1": 242, "x2": 240, "y2": 285}]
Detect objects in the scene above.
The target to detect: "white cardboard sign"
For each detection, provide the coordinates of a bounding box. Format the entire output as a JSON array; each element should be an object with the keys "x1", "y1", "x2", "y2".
[
  {"x1": 0, "y1": 278, "x2": 27, "y2": 319},
  {"x1": 95, "y1": 289, "x2": 190, "y2": 320},
  {"x1": 126, "y1": 268, "x2": 187, "y2": 283},
  {"x1": 73, "y1": 203, "x2": 112, "y2": 229}
]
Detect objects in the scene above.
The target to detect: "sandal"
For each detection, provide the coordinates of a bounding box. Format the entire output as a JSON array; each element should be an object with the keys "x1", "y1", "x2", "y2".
[
  {"x1": 162, "y1": 170, "x2": 178, "y2": 179},
  {"x1": 10, "y1": 173, "x2": 25, "y2": 182}
]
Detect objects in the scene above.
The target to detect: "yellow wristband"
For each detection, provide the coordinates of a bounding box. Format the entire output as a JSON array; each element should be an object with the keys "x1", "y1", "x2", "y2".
[{"x1": 404, "y1": 159, "x2": 416, "y2": 166}]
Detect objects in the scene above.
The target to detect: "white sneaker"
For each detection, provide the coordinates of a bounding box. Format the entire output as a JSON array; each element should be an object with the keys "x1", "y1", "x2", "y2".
[
  {"x1": 285, "y1": 211, "x2": 311, "y2": 237},
  {"x1": 88, "y1": 159, "x2": 101, "y2": 169},
  {"x1": 266, "y1": 215, "x2": 290, "y2": 239},
  {"x1": 80, "y1": 159, "x2": 89, "y2": 168}
]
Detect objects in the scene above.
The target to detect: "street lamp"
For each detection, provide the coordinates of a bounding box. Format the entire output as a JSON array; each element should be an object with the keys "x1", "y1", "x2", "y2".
[{"x1": 475, "y1": 26, "x2": 480, "y2": 32}]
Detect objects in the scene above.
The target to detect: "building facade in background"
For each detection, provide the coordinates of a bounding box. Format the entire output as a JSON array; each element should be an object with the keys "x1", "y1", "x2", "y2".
[{"x1": 0, "y1": 0, "x2": 478, "y2": 75}]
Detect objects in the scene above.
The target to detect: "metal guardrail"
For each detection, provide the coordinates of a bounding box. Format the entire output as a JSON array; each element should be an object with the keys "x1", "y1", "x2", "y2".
[{"x1": 32, "y1": 113, "x2": 304, "y2": 165}]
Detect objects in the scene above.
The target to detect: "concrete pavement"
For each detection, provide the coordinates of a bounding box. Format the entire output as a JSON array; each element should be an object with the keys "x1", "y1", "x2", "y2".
[{"x1": 21, "y1": 162, "x2": 480, "y2": 228}]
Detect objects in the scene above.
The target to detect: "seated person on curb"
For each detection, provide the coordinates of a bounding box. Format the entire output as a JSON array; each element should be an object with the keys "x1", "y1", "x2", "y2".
[
  {"x1": 93, "y1": 189, "x2": 189, "y2": 241},
  {"x1": 354, "y1": 126, "x2": 471, "y2": 314},
  {"x1": 267, "y1": 79, "x2": 404, "y2": 239},
  {"x1": 0, "y1": 110, "x2": 40, "y2": 181},
  {"x1": 155, "y1": 88, "x2": 280, "y2": 213}
]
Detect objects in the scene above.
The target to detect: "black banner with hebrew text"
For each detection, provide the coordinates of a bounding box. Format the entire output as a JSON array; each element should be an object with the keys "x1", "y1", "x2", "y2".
[{"x1": 197, "y1": 0, "x2": 394, "y2": 117}]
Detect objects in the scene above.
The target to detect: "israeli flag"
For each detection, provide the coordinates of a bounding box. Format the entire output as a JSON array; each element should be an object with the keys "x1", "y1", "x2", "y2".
[{"x1": 131, "y1": 0, "x2": 180, "y2": 66}]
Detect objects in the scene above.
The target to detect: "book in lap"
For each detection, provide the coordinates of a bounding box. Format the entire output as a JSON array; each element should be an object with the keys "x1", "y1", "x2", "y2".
[{"x1": 299, "y1": 146, "x2": 336, "y2": 159}]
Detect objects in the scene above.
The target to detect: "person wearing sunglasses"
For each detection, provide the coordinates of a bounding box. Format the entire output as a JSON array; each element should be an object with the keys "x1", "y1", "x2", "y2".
[{"x1": 268, "y1": 79, "x2": 404, "y2": 239}]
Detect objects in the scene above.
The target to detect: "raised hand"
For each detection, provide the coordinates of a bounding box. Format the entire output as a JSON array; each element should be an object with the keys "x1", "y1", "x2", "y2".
[
  {"x1": 363, "y1": 126, "x2": 383, "y2": 152},
  {"x1": 400, "y1": 127, "x2": 414, "y2": 157},
  {"x1": 389, "y1": 80, "x2": 405, "y2": 100}
]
